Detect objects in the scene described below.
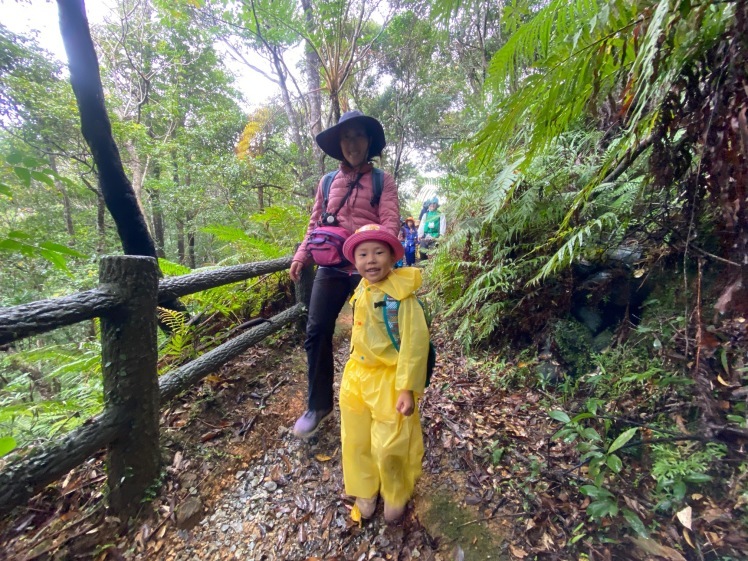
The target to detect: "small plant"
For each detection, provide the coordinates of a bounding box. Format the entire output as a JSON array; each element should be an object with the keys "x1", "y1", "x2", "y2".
[
  {"x1": 549, "y1": 405, "x2": 647, "y2": 535},
  {"x1": 651, "y1": 441, "x2": 726, "y2": 512}
]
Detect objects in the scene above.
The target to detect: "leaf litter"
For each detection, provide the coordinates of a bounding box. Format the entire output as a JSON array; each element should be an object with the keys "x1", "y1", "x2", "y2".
[{"x1": 1, "y1": 311, "x2": 747, "y2": 560}]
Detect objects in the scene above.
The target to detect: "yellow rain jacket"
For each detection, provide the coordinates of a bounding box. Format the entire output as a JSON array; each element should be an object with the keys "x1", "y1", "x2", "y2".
[{"x1": 340, "y1": 267, "x2": 430, "y2": 507}]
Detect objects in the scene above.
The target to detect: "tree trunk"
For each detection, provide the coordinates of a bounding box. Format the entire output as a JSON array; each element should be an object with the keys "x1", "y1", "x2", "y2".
[
  {"x1": 150, "y1": 187, "x2": 166, "y2": 258},
  {"x1": 49, "y1": 153, "x2": 75, "y2": 242},
  {"x1": 302, "y1": 0, "x2": 325, "y2": 186},
  {"x1": 57, "y1": 0, "x2": 157, "y2": 258},
  {"x1": 97, "y1": 191, "x2": 106, "y2": 254},
  {"x1": 188, "y1": 230, "x2": 196, "y2": 269},
  {"x1": 177, "y1": 218, "x2": 185, "y2": 265}
]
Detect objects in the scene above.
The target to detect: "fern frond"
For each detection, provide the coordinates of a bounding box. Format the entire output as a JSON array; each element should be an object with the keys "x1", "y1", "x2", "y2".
[
  {"x1": 531, "y1": 211, "x2": 620, "y2": 284},
  {"x1": 487, "y1": 0, "x2": 600, "y2": 91},
  {"x1": 159, "y1": 258, "x2": 192, "y2": 276}
]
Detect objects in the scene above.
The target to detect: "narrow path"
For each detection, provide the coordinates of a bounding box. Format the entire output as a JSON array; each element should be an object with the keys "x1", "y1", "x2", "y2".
[
  {"x1": 119, "y1": 306, "x2": 509, "y2": 561},
  {"x1": 2, "y1": 308, "x2": 541, "y2": 561}
]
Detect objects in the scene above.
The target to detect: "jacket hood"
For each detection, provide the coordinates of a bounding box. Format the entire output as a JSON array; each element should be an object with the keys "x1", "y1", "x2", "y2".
[{"x1": 364, "y1": 267, "x2": 422, "y2": 300}]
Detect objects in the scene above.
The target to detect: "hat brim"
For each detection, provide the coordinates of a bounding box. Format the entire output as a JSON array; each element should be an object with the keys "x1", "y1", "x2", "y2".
[
  {"x1": 315, "y1": 115, "x2": 386, "y2": 162},
  {"x1": 343, "y1": 229, "x2": 404, "y2": 264}
]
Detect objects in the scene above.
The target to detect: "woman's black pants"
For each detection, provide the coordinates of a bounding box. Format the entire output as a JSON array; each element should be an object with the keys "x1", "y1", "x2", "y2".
[{"x1": 304, "y1": 267, "x2": 361, "y2": 412}]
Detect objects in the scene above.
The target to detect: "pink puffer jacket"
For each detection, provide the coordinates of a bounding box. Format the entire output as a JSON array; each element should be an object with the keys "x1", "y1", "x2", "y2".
[{"x1": 293, "y1": 162, "x2": 401, "y2": 266}]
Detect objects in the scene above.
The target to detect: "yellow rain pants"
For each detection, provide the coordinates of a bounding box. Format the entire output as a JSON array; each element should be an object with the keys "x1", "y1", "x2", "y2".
[{"x1": 340, "y1": 268, "x2": 429, "y2": 507}]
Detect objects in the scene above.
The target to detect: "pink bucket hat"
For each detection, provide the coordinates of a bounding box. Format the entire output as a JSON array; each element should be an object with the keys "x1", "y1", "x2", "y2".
[{"x1": 343, "y1": 224, "x2": 405, "y2": 264}]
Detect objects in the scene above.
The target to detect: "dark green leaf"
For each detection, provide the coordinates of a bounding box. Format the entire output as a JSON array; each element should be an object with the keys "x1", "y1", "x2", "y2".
[
  {"x1": 606, "y1": 454, "x2": 623, "y2": 473},
  {"x1": 6, "y1": 151, "x2": 23, "y2": 165},
  {"x1": 587, "y1": 498, "x2": 618, "y2": 520},
  {"x1": 39, "y1": 241, "x2": 85, "y2": 257},
  {"x1": 13, "y1": 166, "x2": 31, "y2": 186},
  {"x1": 548, "y1": 410, "x2": 571, "y2": 423},
  {"x1": 622, "y1": 508, "x2": 648, "y2": 537},
  {"x1": 608, "y1": 428, "x2": 638, "y2": 454},
  {"x1": 31, "y1": 171, "x2": 55, "y2": 186}
]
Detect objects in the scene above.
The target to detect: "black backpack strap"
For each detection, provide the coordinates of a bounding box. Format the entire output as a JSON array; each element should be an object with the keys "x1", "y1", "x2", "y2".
[
  {"x1": 370, "y1": 168, "x2": 384, "y2": 207},
  {"x1": 321, "y1": 171, "x2": 338, "y2": 212}
]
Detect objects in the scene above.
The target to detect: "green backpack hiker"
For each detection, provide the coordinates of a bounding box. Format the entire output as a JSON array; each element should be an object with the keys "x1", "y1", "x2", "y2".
[{"x1": 380, "y1": 294, "x2": 437, "y2": 387}]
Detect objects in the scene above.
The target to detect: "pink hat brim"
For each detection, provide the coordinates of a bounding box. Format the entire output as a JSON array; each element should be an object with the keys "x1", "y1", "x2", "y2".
[{"x1": 343, "y1": 229, "x2": 405, "y2": 264}]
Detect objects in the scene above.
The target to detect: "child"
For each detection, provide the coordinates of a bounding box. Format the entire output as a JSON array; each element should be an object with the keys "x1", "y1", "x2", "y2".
[
  {"x1": 400, "y1": 217, "x2": 419, "y2": 266},
  {"x1": 339, "y1": 224, "x2": 430, "y2": 523}
]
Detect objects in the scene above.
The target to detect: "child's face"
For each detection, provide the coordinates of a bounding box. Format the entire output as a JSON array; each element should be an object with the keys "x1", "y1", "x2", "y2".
[{"x1": 353, "y1": 240, "x2": 395, "y2": 283}]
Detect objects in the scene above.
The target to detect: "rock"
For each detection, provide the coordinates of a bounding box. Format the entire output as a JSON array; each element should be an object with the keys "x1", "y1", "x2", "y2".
[
  {"x1": 176, "y1": 497, "x2": 204, "y2": 530},
  {"x1": 263, "y1": 480, "x2": 278, "y2": 492}
]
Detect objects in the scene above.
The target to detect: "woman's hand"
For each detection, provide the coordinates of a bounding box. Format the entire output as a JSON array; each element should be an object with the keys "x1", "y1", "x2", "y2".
[
  {"x1": 289, "y1": 261, "x2": 304, "y2": 282},
  {"x1": 395, "y1": 390, "x2": 415, "y2": 417}
]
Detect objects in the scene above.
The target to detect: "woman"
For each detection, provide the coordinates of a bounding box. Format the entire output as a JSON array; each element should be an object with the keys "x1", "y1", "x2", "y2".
[
  {"x1": 400, "y1": 217, "x2": 419, "y2": 266},
  {"x1": 289, "y1": 110, "x2": 400, "y2": 438}
]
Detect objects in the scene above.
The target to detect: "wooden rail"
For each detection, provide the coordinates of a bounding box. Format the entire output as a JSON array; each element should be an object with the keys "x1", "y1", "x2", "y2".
[{"x1": 0, "y1": 255, "x2": 312, "y2": 518}]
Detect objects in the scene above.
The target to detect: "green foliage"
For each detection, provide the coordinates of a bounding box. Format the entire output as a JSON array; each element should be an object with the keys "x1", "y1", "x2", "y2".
[
  {"x1": 0, "y1": 340, "x2": 104, "y2": 448},
  {"x1": 651, "y1": 441, "x2": 726, "y2": 511},
  {"x1": 1, "y1": 150, "x2": 87, "y2": 273},
  {"x1": 552, "y1": 319, "x2": 596, "y2": 377},
  {"x1": 158, "y1": 307, "x2": 197, "y2": 367},
  {"x1": 201, "y1": 204, "x2": 307, "y2": 264},
  {"x1": 0, "y1": 435, "x2": 16, "y2": 457}
]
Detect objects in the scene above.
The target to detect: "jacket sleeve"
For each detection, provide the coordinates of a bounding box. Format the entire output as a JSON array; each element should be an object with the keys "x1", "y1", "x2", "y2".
[
  {"x1": 377, "y1": 171, "x2": 401, "y2": 238},
  {"x1": 439, "y1": 214, "x2": 447, "y2": 236},
  {"x1": 292, "y1": 178, "x2": 326, "y2": 265},
  {"x1": 417, "y1": 221, "x2": 425, "y2": 237},
  {"x1": 395, "y1": 296, "x2": 430, "y2": 394}
]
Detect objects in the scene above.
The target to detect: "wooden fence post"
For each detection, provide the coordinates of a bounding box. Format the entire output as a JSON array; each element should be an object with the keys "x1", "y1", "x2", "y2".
[{"x1": 99, "y1": 255, "x2": 159, "y2": 518}]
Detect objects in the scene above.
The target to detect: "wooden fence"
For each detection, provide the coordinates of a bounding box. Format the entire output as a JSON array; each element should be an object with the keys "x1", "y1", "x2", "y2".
[{"x1": 0, "y1": 255, "x2": 314, "y2": 517}]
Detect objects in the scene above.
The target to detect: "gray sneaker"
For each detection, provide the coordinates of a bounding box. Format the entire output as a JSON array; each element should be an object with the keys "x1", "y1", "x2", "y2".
[{"x1": 292, "y1": 409, "x2": 333, "y2": 438}]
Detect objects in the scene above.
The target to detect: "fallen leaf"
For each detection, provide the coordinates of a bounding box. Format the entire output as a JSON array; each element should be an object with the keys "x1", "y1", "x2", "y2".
[
  {"x1": 683, "y1": 528, "x2": 695, "y2": 548},
  {"x1": 200, "y1": 429, "x2": 224, "y2": 443},
  {"x1": 627, "y1": 536, "x2": 687, "y2": 561},
  {"x1": 509, "y1": 544, "x2": 528, "y2": 558},
  {"x1": 350, "y1": 503, "x2": 362, "y2": 526},
  {"x1": 676, "y1": 505, "x2": 692, "y2": 530},
  {"x1": 717, "y1": 374, "x2": 735, "y2": 387},
  {"x1": 315, "y1": 453, "x2": 332, "y2": 462}
]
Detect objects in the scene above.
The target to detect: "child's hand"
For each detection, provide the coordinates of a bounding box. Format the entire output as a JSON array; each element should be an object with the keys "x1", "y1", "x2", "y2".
[{"x1": 396, "y1": 390, "x2": 415, "y2": 416}]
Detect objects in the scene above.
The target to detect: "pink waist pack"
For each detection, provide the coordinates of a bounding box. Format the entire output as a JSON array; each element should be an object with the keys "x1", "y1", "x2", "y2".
[{"x1": 307, "y1": 226, "x2": 350, "y2": 267}]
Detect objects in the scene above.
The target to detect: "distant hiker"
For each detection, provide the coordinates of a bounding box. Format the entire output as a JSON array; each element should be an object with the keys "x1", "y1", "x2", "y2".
[
  {"x1": 339, "y1": 224, "x2": 430, "y2": 523},
  {"x1": 417, "y1": 197, "x2": 446, "y2": 260},
  {"x1": 401, "y1": 217, "x2": 419, "y2": 266},
  {"x1": 289, "y1": 111, "x2": 400, "y2": 439},
  {"x1": 418, "y1": 199, "x2": 430, "y2": 221}
]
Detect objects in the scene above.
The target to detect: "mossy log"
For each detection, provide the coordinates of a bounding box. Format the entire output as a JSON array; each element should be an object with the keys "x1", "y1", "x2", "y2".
[
  {"x1": 157, "y1": 257, "x2": 292, "y2": 302},
  {"x1": 159, "y1": 303, "x2": 305, "y2": 402},
  {"x1": 0, "y1": 289, "x2": 122, "y2": 345}
]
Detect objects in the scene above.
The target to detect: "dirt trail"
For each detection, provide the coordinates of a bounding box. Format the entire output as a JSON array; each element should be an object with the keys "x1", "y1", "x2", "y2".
[
  {"x1": 1, "y1": 307, "x2": 515, "y2": 561},
  {"x1": 119, "y1": 305, "x2": 508, "y2": 561}
]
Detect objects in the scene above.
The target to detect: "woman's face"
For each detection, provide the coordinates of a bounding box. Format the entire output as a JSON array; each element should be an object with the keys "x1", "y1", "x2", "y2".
[{"x1": 339, "y1": 123, "x2": 370, "y2": 167}]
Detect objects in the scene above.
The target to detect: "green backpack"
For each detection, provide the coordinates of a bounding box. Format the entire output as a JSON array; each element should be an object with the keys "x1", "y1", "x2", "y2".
[{"x1": 380, "y1": 294, "x2": 437, "y2": 387}]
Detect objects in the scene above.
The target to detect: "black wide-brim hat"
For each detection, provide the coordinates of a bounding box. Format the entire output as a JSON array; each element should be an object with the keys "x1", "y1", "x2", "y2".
[{"x1": 315, "y1": 110, "x2": 386, "y2": 162}]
